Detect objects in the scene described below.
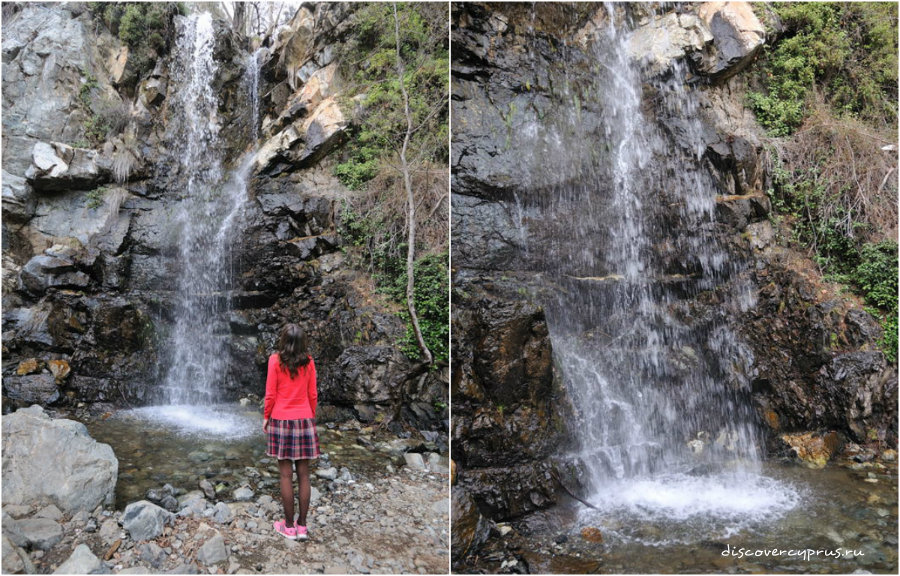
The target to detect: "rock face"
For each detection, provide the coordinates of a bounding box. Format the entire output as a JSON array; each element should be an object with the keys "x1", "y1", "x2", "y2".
[
  {"x1": 1, "y1": 405, "x2": 118, "y2": 513},
  {"x1": 1, "y1": 2, "x2": 447, "y2": 432}
]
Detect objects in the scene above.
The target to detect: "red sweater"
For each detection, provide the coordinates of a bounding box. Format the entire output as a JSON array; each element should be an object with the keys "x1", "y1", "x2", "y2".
[{"x1": 264, "y1": 353, "x2": 317, "y2": 420}]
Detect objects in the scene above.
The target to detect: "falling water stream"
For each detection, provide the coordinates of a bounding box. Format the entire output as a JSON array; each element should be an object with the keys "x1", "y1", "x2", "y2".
[
  {"x1": 122, "y1": 13, "x2": 261, "y2": 438},
  {"x1": 515, "y1": 4, "x2": 804, "y2": 545}
]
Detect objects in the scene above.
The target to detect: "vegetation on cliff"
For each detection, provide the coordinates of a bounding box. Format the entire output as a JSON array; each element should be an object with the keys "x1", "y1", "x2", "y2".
[
  {"x1": 335, "y1": 2, "x2": 449, "y2": 365},
  {"x1": 750, "y1": 2, "x2": 898, "y2": 362}
]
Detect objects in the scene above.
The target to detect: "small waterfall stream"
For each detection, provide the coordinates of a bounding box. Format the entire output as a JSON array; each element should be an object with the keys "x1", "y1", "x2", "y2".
[
  {"x1": 516, "y1": 5, "x2": 801, "y2": 542},
  {"x1": 134, "y1": 12, "x2": 261, "y2": 436}
]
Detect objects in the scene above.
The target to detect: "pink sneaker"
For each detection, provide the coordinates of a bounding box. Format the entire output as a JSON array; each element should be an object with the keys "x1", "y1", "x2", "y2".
[
  {"x1": 296, "y1": 525, "x2": 309, "y2": 541},
  {"x1": 273, "y1": 519, "x2": 297, "y2": 540}
]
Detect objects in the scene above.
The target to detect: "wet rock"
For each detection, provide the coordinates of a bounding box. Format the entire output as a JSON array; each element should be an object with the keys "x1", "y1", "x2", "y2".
[
  {"x1": 122, "y1": 500, "x2": 173, "y2": 541},
  {"x1": 580, "y1": 526, "x2": 603, "y2": 543},
  {"x1": 2, "y1": 170, "x2": 35, "y2": 222},
  {"x1": 1, "y1": 405, "x2": 117, "y2": 513},
  {"x1": 53, "y1": 544, "x2": 106, "y2": 574},
  {"x1": 196, "y1": 533, "x2": 228, "y2": 565},
  {"x1": 3, "y1": 373, "x2": 61, "y2": 405},
  {"x1": 19, "y1": 253, "x2": 90, "y2": 295},
  {"x1": 4, "y1": 517, "x2": 64, "y2": 550},
  {"x1": 779, "y1": 431, "x2": 841, "y2": 469},
  {"x1": 451, "y1": 487, "x2": 490, "y2": 565}
]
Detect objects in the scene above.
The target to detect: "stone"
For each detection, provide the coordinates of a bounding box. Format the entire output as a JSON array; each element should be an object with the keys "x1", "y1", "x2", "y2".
[
  {"x1": 98, "y1": 518, "x2": 120, "y2": 545},
  {"x1": 19, "y1": 253, "x2": 90, "y2": 295},
  {"x1": 199, "y1": 479, "x2": 216, "y2": 500},
  {"x1": 48, "y1": 359, "x2": 71, "y2": 382},
  {"x1": 780, "y1": 431, "x2": 841, "y2": 469},
  {"x1": 315, "y1": 467, "x2": 338, "y2": 480},
  {"x1": 122, "y1": 500, "x2": 173, "y2": 541},
  {"x1": 2, "y1": 536, "x2": 26, "y2": 573},
  {"x1": 15, "y1": 358, "x2": 42, "y2": 375},
  {"x1": 232, "y1": 486, "x2": 254, "y2": 502},
  {"x1": 4, "y1": 517, "x2": 64, "y2": 550},
  {"x1": 138, "y1": 541, "x2": 166, "y2": 568},
  {"x1": 403, "y1": 453, "x2": 427, "y2": 471},
  {"x1": 35, "y1": 504, "x2": 64, "y2": 521},
  {"x1": 2, "y1": 169, "x2": 35, "y2": 222},
  {"x1": 426, "y1": 453, "x2": 450, "y2": 474},
  {"x1": 54, "y1": 544, "x2": 106, "y2": 574},
  {"x1": 580, "y1": 526, "x2": 604, "y2": 543},
  {"x1": 1, "y1": 405, "x2": 117, "y2": 513},
  {"x1": 3, "y1": 374, "x2": 61, "y2": 405},
  {"x1": 296, "y1": 97, "x2": 347, "y2": 165},
  {"x1": 696, "y1": 2, "x2": 766, "y2": 79},
  {"x1": 881, "y1": 449, "x2": 897, "y2": 463},
  {"x1": 196, "y1": 533, "x2": 228, "y2": 565},
  {"x1": 451, "y1": 487, "x2": 490, "y2": 564},
  {"x1": 627, "y1": 12, "x2": 713, "y2": 77},
  {"x1": 25, "y1": 142, "x2": 108, "y2": 191},
  {"x1": 212, "y1": 502, "x2": 233, "y2": 524}
]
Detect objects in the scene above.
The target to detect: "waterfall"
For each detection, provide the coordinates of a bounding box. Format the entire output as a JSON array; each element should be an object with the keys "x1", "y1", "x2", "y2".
[
  {"x1": 156, "y1": 13, "x2": 260, "y2": 417},
  {"x1": 517, "y1": 5, "x2": 800, "y2": 539}
]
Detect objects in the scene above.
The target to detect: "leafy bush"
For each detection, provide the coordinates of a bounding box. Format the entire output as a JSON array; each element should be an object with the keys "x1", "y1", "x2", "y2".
[
  {"x1": 383, "y1": 252, "x2": 450, "y2": 365},
  {"x1": 749, "y1": 2, "x2": 898, "y2": 135},
  {"x1": 89, "y1": 3, "x2": 183, "y2": 82}
]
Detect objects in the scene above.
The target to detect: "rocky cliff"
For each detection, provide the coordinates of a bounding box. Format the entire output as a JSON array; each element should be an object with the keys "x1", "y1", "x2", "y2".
[
  {"x1": 1, "y1": 2, "x2": 447, "y2": 435},
  {"x1": 451, "y1": 1, "x2": 896, "y2": 566}
]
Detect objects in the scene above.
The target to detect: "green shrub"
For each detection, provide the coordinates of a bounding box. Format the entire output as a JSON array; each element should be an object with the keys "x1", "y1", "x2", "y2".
[
  {"x1": 384, "y1": 252, "x2": 449, "y2": 365},
  {"x1": 749, "y1": 2, "x2": 898, "y2": 135},
  {"x1": 89, "y1": 3, "x2": 182, "y2": 82}
]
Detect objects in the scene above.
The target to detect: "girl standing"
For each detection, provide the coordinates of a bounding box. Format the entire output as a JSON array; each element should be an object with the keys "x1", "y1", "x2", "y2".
[{"x1": 263, "y1": 323, "x2": 321, "y2": 541}]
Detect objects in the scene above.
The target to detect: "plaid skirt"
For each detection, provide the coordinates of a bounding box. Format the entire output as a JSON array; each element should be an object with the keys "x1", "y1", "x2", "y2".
[{"x1": 266, "y1": 418, "x2": 321, "y2": 460}]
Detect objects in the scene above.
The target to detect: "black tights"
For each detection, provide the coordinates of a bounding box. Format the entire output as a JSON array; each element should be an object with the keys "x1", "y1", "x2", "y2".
[{"x1": 278, "y1": 458, "x2": 311, "y2": 528}]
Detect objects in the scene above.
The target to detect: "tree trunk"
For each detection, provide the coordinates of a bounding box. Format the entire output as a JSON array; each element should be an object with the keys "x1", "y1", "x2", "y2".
[{"x1": 393, "y1": 3, "x2": 433, "y2": 366}]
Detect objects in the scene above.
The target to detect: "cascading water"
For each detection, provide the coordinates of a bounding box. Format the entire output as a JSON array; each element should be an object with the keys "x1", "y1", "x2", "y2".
[
  {"x1": 131, "y1": 13, "x2": 262, "y2": 437},
  {"x1": 519, "y1": 5, "x2": 801, "y2": 542}
]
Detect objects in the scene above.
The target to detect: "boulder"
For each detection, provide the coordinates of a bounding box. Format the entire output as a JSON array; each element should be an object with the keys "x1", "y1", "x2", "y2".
[
  {"x1": 25, "y1": 142, "x2": 109, "y2": 191},
  {"x1": 696, "y1": 2, "x2": 766, "y2": 79},
  {"x1": 1, "y1": 406, "x2": 117, "y2": 513},
  {"x1": 627, "y1": 12, "x2": 713, "y2": 77},
  {"x1": 54, "y1": 544, "x2": 106, "y2": 574},
  {"x1": 403, "y1": 453, "x2": 427, "y2": 471},
  {"x1": 4, "y1": 374, "x2": 60, "y2": 405},
  {"x1": 122, "y1": 500, "x2": 174, "y2": 541}
]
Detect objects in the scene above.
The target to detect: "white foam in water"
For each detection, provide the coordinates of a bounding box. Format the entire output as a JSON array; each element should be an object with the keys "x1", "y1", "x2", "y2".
[
  {"x1": 585, "y1": 471, "x2": 804, "y2": 545},
  {"x1": 123, "y1": 405, "x2": 260, "y2": 439}
]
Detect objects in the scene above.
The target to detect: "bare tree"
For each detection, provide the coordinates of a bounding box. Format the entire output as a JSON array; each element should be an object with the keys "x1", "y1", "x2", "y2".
[{"x1": 392, "y1": 2, "x2": 432, "y2": 366}]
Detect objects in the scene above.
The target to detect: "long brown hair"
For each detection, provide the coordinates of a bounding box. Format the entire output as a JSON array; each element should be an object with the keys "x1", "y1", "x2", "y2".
[{"x1": 277, "y1": 323, "x2": 311, "y2": 378}]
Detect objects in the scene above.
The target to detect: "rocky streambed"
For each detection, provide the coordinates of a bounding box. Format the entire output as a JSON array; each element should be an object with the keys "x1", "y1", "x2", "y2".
[{"x1": 2, "y1": 405, "x2": 450, "y2": 574}]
